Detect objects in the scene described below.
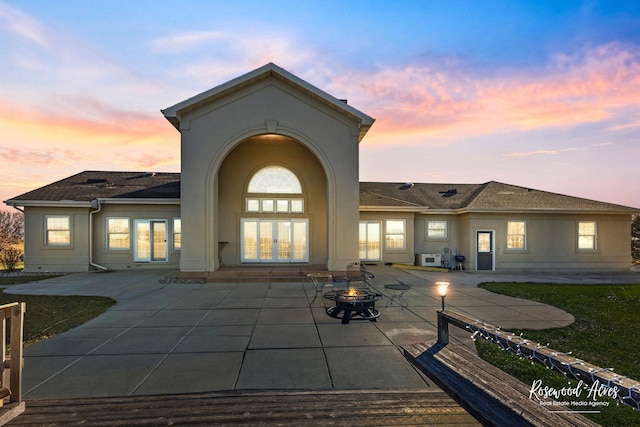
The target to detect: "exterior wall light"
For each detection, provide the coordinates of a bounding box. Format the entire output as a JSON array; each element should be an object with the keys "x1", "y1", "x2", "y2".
[{"x1": 436, "y1": 281, "x2": 449, "y2": 311}]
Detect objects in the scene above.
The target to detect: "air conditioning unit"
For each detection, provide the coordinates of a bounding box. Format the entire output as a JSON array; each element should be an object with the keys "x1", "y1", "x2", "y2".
[{"x1": 416, "y1": 253, "x2": 442, "y2": 267}]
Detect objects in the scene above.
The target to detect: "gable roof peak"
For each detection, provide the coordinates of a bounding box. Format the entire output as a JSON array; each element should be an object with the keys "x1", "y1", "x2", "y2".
[{"x1": 161, "y1": 63, "x2": 374, "y2": 140}]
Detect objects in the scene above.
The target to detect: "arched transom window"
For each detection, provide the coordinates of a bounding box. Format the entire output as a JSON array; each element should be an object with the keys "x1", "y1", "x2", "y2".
[
  {"x1": 248, "y1": 166, "x2": 302, "y2": 194},
  {"x1": 246, "y1": 166, "x2": 304, "y2": 213}
]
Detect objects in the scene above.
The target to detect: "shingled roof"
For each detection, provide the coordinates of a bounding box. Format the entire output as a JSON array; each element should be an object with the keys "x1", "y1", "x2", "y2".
[
  {"x1": 5, "y1": 172, "x2": 637, "y2": 214},
  {"x1": 360, "y1": 181, "x2": 639, "y2": 213},
  {"x1": 5, "y1": 171, "x2": 180, "y2": 206}
]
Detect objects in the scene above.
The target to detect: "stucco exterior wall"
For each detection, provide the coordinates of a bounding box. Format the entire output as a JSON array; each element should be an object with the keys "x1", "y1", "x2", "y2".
[
  {"x1": 22, "y1": 207, "x2": 90, "y2": 272},
  {"x1": 414, "y1": 215, "x2": 462, "y2": 267},
  {"x1": 460, "y1": 213, "x2": 633, "y2": 271},
  {"x1": 90, "y1": 203, "x2": 180, "y2": 270},
  {"x1": 21, "y1": 204, "x2": 181, "y2": 272},
  {"x1": 217, "y1": 136, "x2": 327, "y2": 265},
  {"x1": 358, "y1": 211, "x2": 416, "y2": 265},
  {"x1": 178, "y1": 77, "x2": 362, "y2": 272}
]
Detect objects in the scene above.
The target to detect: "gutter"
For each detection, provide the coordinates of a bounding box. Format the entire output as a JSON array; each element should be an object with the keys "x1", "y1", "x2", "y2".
[
  {"x1": 89, "y1": 199, "x2": 108, "y2": 271},
  {"x1": 7, "y1": 204, "x2": 24, "y2": 214}
]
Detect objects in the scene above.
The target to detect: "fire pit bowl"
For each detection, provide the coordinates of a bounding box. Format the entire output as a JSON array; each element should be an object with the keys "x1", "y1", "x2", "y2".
[{"x1": 324, "y1": 288, "x2": 382, "y2": 324}]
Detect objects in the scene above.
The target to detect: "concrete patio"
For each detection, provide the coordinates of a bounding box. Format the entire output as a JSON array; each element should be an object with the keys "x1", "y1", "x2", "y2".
[{"x1": 4, "y1": 265, "x2": 639, "y2": 401}]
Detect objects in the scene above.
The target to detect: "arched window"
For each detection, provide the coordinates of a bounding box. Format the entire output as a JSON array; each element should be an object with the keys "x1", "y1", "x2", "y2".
[
  {"x1": 248, "y1": 166, "x2": 302, "y2": 194},
  {"x1": 245, "y1": 166, "x2": 304, "y2": 214}
]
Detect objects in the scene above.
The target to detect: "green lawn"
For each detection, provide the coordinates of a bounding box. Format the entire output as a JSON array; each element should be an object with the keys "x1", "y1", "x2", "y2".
[
  {"x1": 477, "y1": 282, "x2": 640, "y2": 426},
  {"x1": 0, "y1": 276, "x2": 116, "y2": 346}
]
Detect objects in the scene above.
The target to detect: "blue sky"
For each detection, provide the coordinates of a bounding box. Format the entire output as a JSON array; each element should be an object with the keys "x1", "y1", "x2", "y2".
[{"x1": 1, "y1": 0, "x2": 640, "y2": 209}]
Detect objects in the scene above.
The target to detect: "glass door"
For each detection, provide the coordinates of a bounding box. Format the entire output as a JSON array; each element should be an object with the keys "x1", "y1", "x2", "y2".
[
  {"x1": 241, "y1": 219, "x2": 308, "y2": 263},
  {"x1": 359, "y1": 221, "x2": 381, "y2": 261},
  {"x1": 476, "y1": 230, "x2": 494, "y2": 270},
  {"x1": 134, "y1": 220, "x2": 167, "y2": 262},
  {"x1": 259, "y1": 221, "x2": 273, "y2": 261}
]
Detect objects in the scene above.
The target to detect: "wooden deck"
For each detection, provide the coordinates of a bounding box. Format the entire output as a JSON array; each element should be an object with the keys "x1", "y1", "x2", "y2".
[
  {"x1": 8, "y1": 389, "x2": 481, "y2": 426},
  {"x1": 403, "y1": 340, "x2": 599, "y2": 427}
]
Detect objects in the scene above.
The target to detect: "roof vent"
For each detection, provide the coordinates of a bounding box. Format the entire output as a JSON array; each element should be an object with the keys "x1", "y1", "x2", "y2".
[
  {"x1": 129, "y1": 172, "x2": 157, "y2": 180},
  {"x1": 399, "y1": 183, "x2": 414, "y2": 190},
  {"x1": 439, "y1": 189, "x2": 458, "y2": 197},
  {"x1": 85, "y1": 178, "x2": 107, "y2": 184}
]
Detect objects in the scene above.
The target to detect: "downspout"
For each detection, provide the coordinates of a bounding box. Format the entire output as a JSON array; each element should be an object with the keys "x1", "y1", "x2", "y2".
[
  {"x1": 89, "y1": 199, "x2": 108, "y2": 271},
  {"x1": 9, "y1": 204, "x2": 24, "y2": 214}
]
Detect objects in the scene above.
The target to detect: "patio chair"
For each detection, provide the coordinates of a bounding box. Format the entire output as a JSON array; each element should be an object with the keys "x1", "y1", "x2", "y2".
[
  {"x1": 333, "y1": 262, "x2": 374, "y2": 289},
  {"x1": 306, "y1": 272, "x2": 335, "y2": 304}
]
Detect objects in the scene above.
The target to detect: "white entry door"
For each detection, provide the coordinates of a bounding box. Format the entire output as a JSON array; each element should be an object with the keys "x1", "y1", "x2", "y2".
[
  {"x1": 241, "y1": 219, "x2": 309, "y2": 263},
  {"x1": 134, "y1": 220, "x2": 168, "y2": 262}
]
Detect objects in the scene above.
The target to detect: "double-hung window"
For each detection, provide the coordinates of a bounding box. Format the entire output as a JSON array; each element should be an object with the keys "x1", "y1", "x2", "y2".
[
  {"x1": 427, "y1": 221, "x2": 447, "y2": 239},
  {"x1": 385, "y1": 219, "x2": 406, "y2": 250},
  {"x1": 45, "y1": 215, "x2": 70, "y2": 246},
  {"x1": 578, "y1": 221, "x2": 597, "y2": 250},
  {"x1": 173, "y1": 218, "x2": 181, "y2": 250},
  {"x1": 506, "y1": 221, "x2": 526, "y2": 250},
  {"x1": 107, "y1": 218, "x2": 130, "y2": 249}
]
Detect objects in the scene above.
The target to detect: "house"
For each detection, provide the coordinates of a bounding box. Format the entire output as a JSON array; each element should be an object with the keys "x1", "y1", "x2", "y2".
[{"x1": 5, "y1": 63, "x2": 639, "y2": 273}]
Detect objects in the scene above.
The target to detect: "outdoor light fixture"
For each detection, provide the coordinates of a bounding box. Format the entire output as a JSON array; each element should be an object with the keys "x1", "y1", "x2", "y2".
[{"x1": 436, "y1": 282, "x2": 449, "y2": 311}]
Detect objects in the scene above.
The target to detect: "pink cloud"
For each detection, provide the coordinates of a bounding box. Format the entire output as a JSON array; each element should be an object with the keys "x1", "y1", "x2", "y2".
[
  {"x1": 330, "y1": 43, "x2": 640, "y2": 145},
  {"x1": 2, "y1": 147, "x2": 55, "y2": 165},
  {"x1": 503, "y1": 147, "x2": 580, "y2": 157},
  {"x1": 0, "y1": 97, "x2": 176, "y2": 145}
]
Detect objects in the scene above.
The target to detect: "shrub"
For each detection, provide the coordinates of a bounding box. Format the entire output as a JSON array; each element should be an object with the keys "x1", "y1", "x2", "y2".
[{"x1": 0, "y1": 246, "x2": 22, "y2": 272}]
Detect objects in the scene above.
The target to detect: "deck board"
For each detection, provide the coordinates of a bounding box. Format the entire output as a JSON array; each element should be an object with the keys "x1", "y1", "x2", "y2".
[
  {"x1": 8, "y1": 389, "x2": 481, "y2": 426},
  {"x1": 403, "y1": 340, "x2": 599, "y2": 427}
]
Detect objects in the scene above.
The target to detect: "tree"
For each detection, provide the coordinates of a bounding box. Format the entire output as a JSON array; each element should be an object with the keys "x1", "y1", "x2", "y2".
[
  {"x1": 0, "y1": 211, "x2": 24, "y2": 272},
  {"x1": 633, "y1": 215, "x2": 640, "y2": 264}
]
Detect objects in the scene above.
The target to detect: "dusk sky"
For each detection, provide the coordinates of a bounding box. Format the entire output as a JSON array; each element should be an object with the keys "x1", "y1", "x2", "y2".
[{"x1": 2, "y1": 0, "x2": 640, "y2": 210}]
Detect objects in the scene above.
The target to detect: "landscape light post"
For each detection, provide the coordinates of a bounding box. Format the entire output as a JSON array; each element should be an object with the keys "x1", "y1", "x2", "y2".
[
  {"x1": 436, "y1": 281, "x2": 449, "y2": 311},
  {"x1": 436, "y1": 282, "x2": 450, "y2": 345}
]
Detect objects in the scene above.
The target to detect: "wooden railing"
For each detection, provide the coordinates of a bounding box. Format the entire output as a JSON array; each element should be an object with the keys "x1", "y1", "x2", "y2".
[
  {"x1": 437, "y1": 309, "x2": 640, "y2": 412},
  {"x1": 1, "y1": 302, "x2": 26, "y2": 405}
]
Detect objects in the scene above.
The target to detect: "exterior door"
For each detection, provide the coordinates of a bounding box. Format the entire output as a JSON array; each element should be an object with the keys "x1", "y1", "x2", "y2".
[
  {"x1": 241, "y1": 219, "x2": 308, "y2": 263},
  {"x1": 134, "y1": 220, "x2": 168, "y2": 262},
  {"x1": 476, "y1": 231, "x2": 494, "y2": 270},
  {"x1": 359, "y1": 221, "x2": 381, "y2": 261}
]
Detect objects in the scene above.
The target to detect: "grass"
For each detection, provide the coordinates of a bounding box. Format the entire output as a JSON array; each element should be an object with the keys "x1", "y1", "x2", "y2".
[
  {"x1": 0, "y1": 275, "x2": 116, "y2": 346},
  {"x1": 476, "y1": 282, "x2": 640, "y2": 426}
]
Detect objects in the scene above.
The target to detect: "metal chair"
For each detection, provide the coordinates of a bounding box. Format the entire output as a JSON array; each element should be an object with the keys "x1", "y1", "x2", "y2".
[
  {"x1": 306, "y1": 272, "x2": 334, "y2": 304},
  {"x1": 333, "y1": 262, "x2": 374, "y2": 289}
]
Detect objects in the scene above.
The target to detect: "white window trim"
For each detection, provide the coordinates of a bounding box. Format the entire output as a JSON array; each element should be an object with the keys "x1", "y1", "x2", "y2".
[
  {"x1": 359, "y1": 220, "x2": 382, "y2": 261},
  {"x1": 577, "y1": 221, "x2": 597, "y2": 250},
  {"x1": 44, "y1": 215, "x2": 71, "y2": 246},
  {"x1": 245, "y1": 197, "x2": 305, "y2": 214},
  {"x1": 385, "y1": 219, "x2": 407, "y2": 250},
  {"x1": 248, "y1": 165, "x2": 303, "y2": 194},
  {"x1": 133, "y1": 219, "x2": 168, "y2": 262},
  {"x1": 106, "y1": 217, "x2": 130, "y2": 250},
  {"x1": 426, "y1": 220, "x2": 448, "y2": 240},
  {"x1": 240, "y1": 218, "x2": 309, "y2": 263},
  {"x1": 506, "y1": 220, "x2": 527, "y2": 251},
  {"x1": 172, "y1": 217, "x2": 181, "y2": 251}
]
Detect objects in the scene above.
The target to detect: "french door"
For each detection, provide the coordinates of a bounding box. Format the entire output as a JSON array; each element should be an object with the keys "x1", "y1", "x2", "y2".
[
  {"x1": 359, "y1": 221, "x2": 381, "y2": 261},
  {"x1": 241, "y1": 219, "x2": 309, "y2": 263},
  {"x1": 134, "y1": 220, "x2": 168, "y2": 262}
]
